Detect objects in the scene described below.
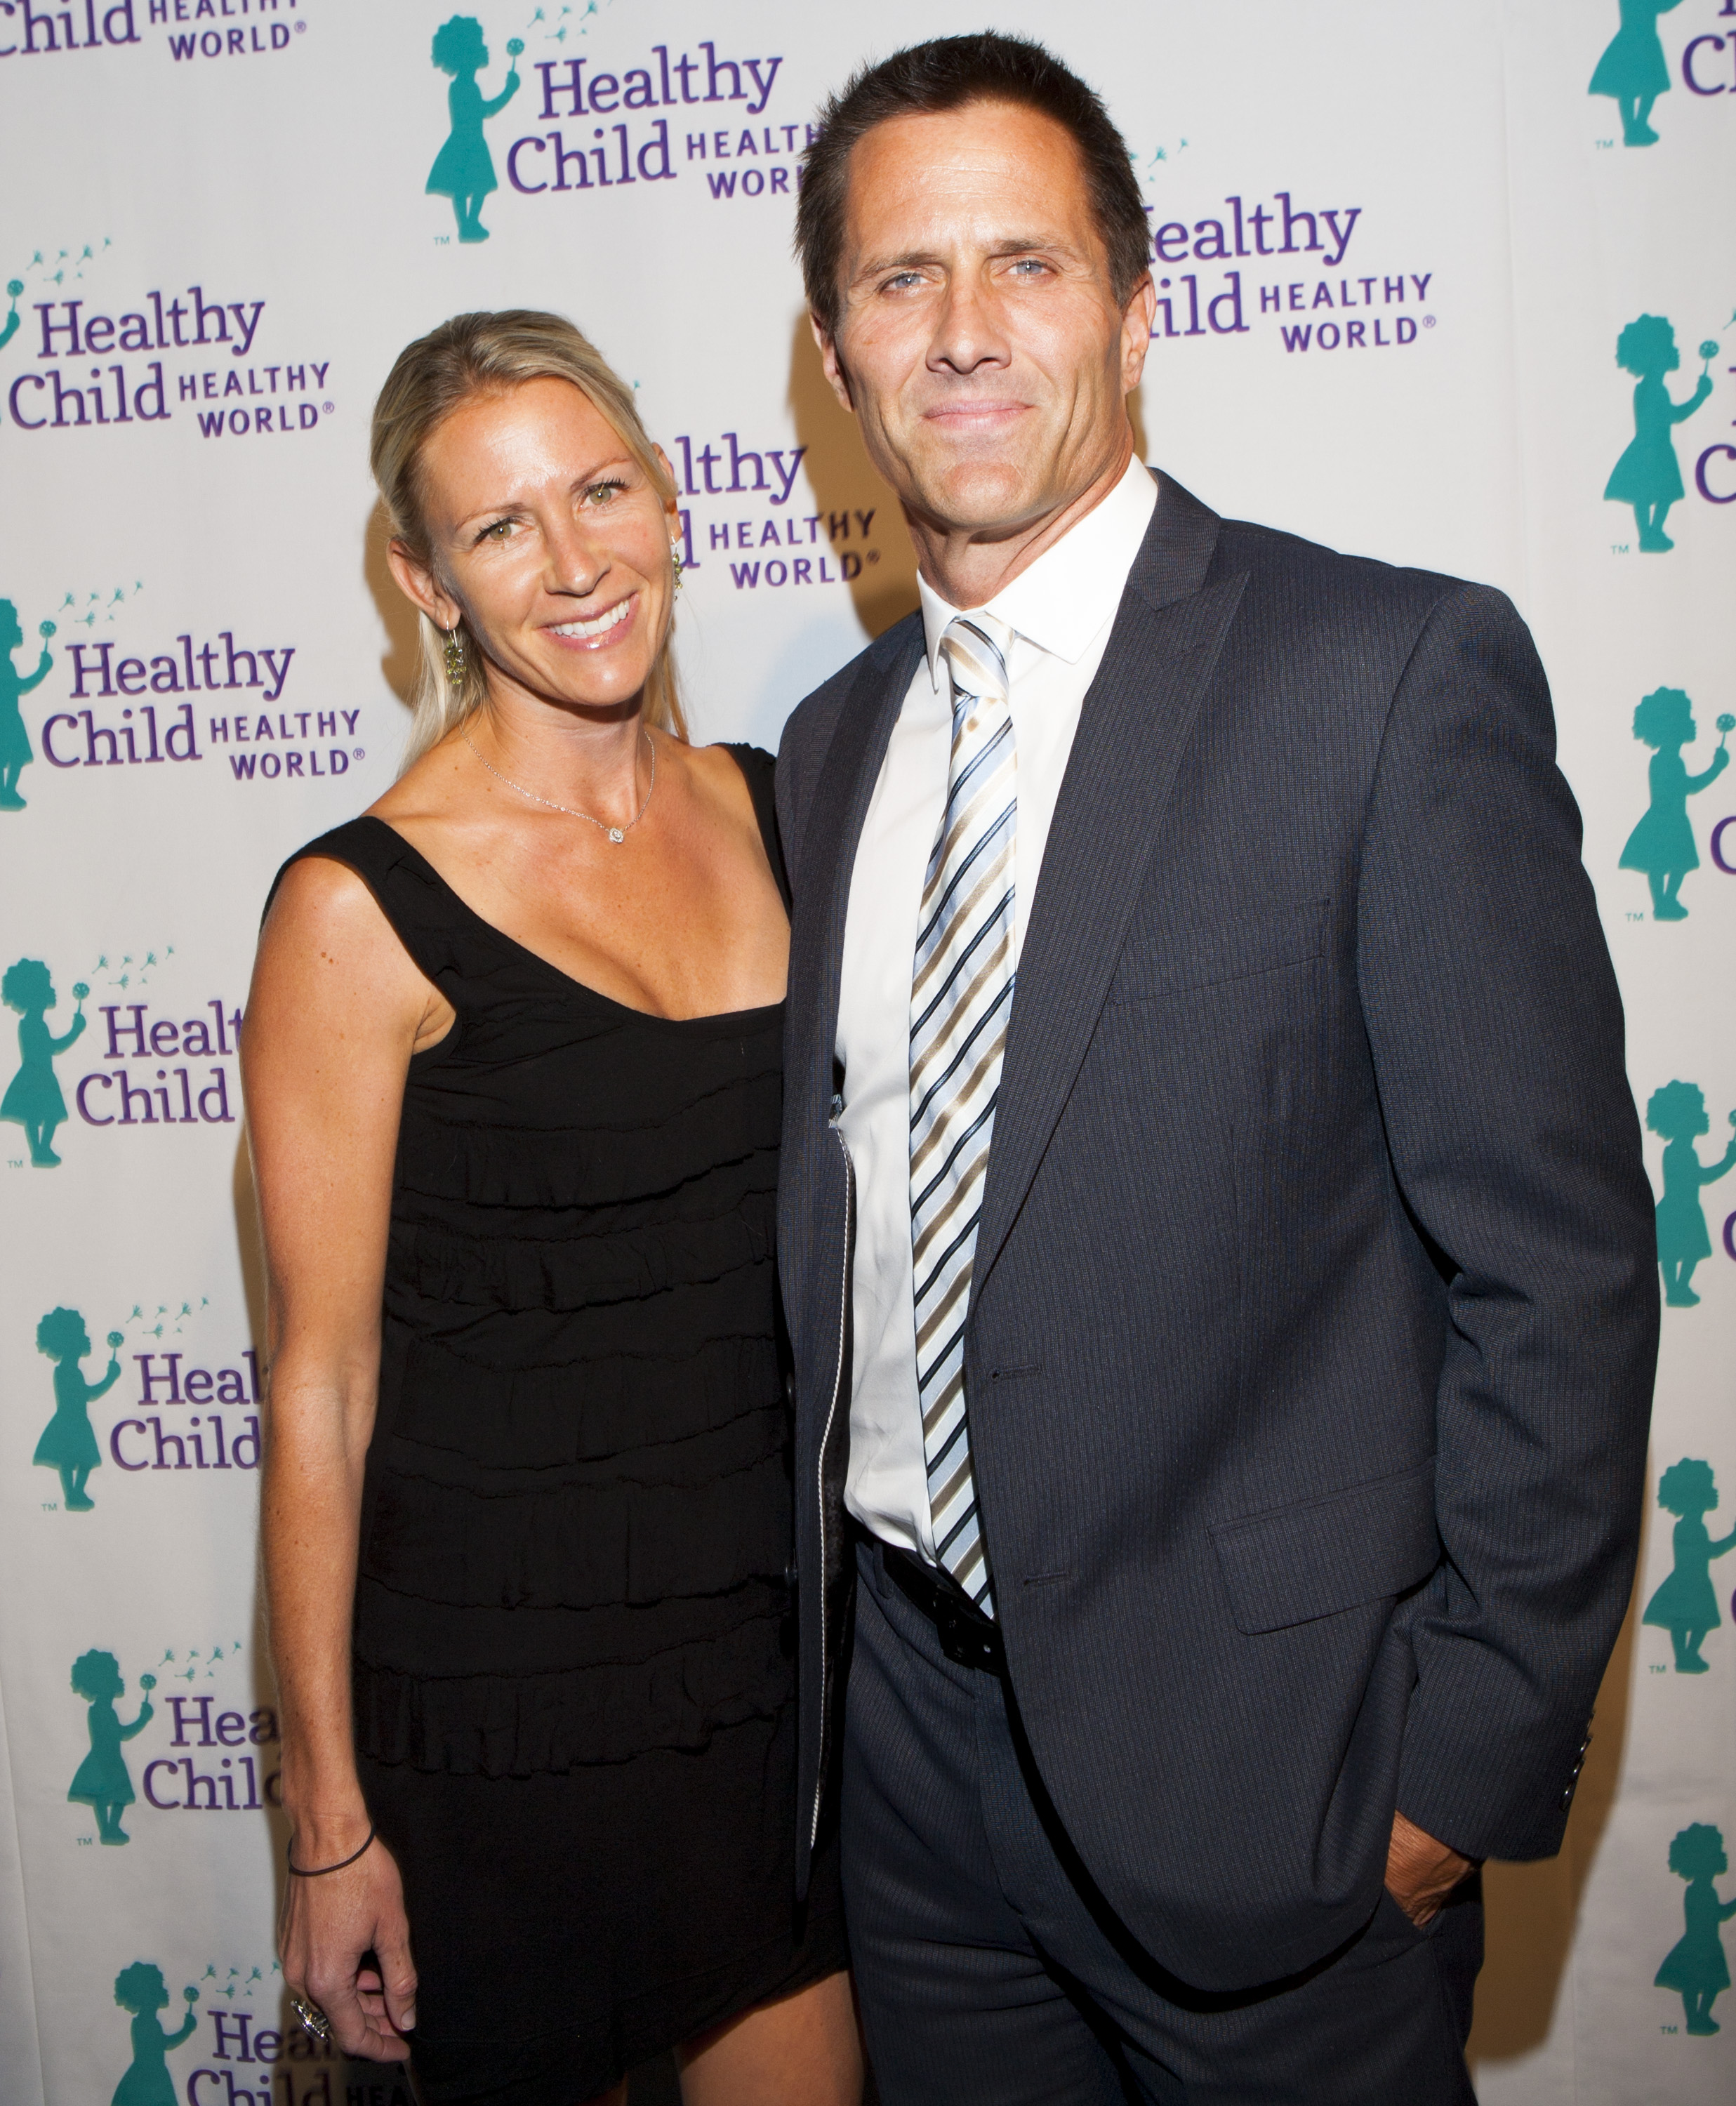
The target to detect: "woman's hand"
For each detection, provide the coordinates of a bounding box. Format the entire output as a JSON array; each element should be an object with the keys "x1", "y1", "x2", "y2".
[{"x1": 280, "y1": 1831, "x2": 417, "y2": 2063}]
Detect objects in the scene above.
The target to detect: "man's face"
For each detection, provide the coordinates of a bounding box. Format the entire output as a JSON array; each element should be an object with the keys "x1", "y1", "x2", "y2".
[{"x1": 818, "y1": 98, "x2": 1152, "y2": 543}]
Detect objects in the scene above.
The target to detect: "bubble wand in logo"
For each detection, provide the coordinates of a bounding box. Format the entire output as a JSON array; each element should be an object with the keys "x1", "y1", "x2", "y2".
[{"x1": 427, "y1": 22, "x2": 524, "y2": 244}]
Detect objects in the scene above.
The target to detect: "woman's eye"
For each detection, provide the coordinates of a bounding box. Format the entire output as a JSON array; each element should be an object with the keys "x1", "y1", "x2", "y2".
[
  {"x1": 585, "y1": 479, "x2": 627, "y2": 505},
  {"x1": 475, "y1": 519, "x2": 512, "y2": 543}
]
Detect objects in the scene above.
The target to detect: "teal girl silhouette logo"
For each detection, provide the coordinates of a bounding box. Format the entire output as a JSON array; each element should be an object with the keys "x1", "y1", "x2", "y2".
[
  {"x1": 0, "y1": 602, "x2": 55, "y2": 811},
  {"x1": 68, "y1": 1653, "x2": 154, "y2": 1842},
  {"x1": 1620, "y1": 691, "x2": 1732, "y2": 920},
  {"x1": 1647, "y1": 1081, "x2": 1736, "y2": 1306},
  {"x1": 34, "y1": 1309, "x2": 123, "y2": 1509},
  {"x1": 427, "y1": 18, "x2": 524, "y2": 242},
  {"x1": 1643, "y1": 1459, "x2": 1736, "y2": 1673},
  {"x1": 0, "y1": 279, "x2": 20, "y2": 355},
  {"x1": 110, "y1": 1962, "x2": 198, "y2": 2106},
  {"x1": 1589, "y1": 0, "x2": 1683, "y2": 146},
  {"x1": 1, "y1": 960, "x2": 87, "y2": 1165},
  {"x1": 1656, "y1": 1824, "x2": 1736, "y2": 2035},
  {"x1": 1606, "y1": 319, "x2": 1716, "y2": 550}
]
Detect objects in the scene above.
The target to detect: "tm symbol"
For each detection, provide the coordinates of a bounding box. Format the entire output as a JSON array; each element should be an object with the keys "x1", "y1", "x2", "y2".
[{"x1": 435, "y1": 236, "x2": 451, "y2": 246}]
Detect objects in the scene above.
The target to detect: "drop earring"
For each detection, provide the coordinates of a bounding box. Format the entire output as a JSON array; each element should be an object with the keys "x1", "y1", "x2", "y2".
[
  {"x1": 444, "y1": 625, "x2": 465, "y2": 686},
  {"x1": 670, "y1": 543, "x2": 684, "y2": 592}
]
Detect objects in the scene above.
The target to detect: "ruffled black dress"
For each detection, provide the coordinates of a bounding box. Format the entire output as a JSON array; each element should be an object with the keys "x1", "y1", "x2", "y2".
[{"x1": 272, "y1": 747, "x2": 844, "y2": 2105}]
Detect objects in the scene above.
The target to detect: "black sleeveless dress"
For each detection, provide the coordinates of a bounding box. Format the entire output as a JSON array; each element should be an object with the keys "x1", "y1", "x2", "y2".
[{"x1": 273, "y1": 747, "x2": 844, "y2": 2105}]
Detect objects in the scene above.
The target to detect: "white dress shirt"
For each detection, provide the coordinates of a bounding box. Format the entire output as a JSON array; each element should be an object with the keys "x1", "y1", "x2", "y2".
[{"x1": 835, "y1": 456, "x2": 1158, "y2": 1560}]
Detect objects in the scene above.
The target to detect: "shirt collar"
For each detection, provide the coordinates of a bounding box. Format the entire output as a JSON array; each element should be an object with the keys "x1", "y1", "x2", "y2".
[{"x1": 917, "y1": 454, "x2": 1158, "y2": 689}]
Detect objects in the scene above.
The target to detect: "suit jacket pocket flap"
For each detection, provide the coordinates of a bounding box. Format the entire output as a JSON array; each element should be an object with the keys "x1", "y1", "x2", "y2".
[
  {"x1": 1209, "y1": 1459, "x2": 1439, "y2": 1636},
  {"x1": 1110, "y1": 896, "x2": 1329, "y2": 1001}
]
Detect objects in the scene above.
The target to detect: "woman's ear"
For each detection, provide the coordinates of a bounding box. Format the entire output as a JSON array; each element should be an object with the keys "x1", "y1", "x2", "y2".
[
  {"x1": 386, "y1": 538, "x2": 463, "y2": 631},
  {"x1": 653, "y1": 444, "x2": 680, "y2": 529}
]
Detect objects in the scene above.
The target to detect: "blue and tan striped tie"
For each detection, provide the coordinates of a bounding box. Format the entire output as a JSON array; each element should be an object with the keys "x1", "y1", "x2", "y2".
[{"x1": 910, "y1": 611, "x2": 1017, "y2": 1614}]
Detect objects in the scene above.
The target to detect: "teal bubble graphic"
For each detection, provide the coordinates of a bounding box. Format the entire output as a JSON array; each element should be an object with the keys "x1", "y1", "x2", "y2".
[
  {"x1": 0, "y1": 599, "x2": 55, "y2": 812},
  {"x1": 1645, "y1": 1081, "x2": 1736, "y2": 1307},
  {"x1": 1, "y1": 961, "x2": 86, "y2": 1164},
  {"x1": 1657, "y1": 1824, "x2": 1736, "y2": 2035},
  {"x1": 1606, "y1": 315, "x2": 1714, "y2": 552},
  {"x1": 1643, "y1": 1461, "x2": 1736, "y2": 1672},
  {"x1": 68, "y1": 1653, "x2": 154, "y2": 1842},
  {"x1": 1589, "y1": 0, "x2": 1683, "y2": 147},
  {"x1": 428, "y1": 17, "x2": 523, "y2": 244},
  {"x1": 1619, "y1": 689, "x2": 1730, "y2": 919},
  {"x1": 110, "y1": 1963, "x2": 198, "y2": 2106},
  {"x1": 33, "y1": 1309, "x2": 122, "y2": 1509}
]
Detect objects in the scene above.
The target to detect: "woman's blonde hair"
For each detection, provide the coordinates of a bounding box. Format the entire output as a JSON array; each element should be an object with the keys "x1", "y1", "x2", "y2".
[{"x1": 370, "y1": 309, "x2": 687, "y2": 768}]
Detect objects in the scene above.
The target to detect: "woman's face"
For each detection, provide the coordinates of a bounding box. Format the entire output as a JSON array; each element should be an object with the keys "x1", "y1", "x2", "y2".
[{"x1": 397, "y1": 378, "x2": 677, "y2": 724}]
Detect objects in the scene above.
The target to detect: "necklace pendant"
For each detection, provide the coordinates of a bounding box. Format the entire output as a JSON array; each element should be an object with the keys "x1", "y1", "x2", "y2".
[{"x1": 607, "y1": 827, "x2": 625, "y2": 844}]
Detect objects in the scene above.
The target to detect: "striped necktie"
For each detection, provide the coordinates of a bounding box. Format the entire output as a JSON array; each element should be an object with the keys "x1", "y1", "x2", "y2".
[{"x1": 909, "y1": 611, "x2": 1017, "y2": 1615}]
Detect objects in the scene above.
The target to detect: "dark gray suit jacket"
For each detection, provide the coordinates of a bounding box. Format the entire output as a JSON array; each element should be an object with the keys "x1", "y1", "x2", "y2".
[{"x1": 775, "y1": 474, "x2": 1657, "y2": 1991}]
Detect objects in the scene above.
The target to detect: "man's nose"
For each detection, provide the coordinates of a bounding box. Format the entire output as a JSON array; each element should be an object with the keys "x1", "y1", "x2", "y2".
[{"x1": 927, "y1": 275, "x2": 1011, "y2": 374}]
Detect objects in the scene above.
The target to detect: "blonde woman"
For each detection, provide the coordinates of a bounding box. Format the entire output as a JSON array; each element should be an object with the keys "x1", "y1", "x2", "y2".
[{"x1": 242, "y1": 312, "x2": 856, "y2": 2106}]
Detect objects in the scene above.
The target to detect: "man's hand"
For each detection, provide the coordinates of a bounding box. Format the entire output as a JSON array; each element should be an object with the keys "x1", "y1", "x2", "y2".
[{"x1": 1384, "y1": 1810, "x2": 1477, "y2": 1928}]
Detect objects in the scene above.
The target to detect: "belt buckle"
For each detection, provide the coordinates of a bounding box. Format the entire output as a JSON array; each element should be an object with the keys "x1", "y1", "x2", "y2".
[{"x1": 935, "y1": 1596, "x2": 999, "y2": 1675}]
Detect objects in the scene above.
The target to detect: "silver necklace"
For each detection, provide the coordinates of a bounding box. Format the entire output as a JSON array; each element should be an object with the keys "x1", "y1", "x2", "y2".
[{"x1": 463, "y1": 728, "x2": 656, "y2": 845}]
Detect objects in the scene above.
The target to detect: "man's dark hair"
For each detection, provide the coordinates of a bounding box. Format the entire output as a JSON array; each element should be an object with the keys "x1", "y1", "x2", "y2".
[{"x1": 795, "y1": 33, "x2": 1151, "y2": 338}]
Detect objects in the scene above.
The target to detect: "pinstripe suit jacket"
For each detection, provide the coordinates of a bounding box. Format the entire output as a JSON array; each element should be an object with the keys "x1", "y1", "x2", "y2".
[{"x1": 774, "y1": 473, "x2": 1657, "y2": 1990}]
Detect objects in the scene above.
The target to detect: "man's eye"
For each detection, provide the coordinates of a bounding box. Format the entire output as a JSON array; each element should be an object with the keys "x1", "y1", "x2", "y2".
[{"x1": 882, "y1": 272, "x2": 923, "y2": 293}]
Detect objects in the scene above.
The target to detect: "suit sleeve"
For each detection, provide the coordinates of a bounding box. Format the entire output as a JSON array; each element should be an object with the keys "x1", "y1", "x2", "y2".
[{"x1": 1355, "y1": 584, "x2": 1658, "y2": 1863}]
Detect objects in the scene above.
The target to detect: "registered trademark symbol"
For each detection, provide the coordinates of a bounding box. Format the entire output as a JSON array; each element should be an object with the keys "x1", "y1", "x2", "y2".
[
  {"x1": 1422, "y1": 316, "x2": 1436, "y2": 329},
  {"x1": 353, "y1": 748, "x2": 365, "y2": 760},
  {"x1": 323, "y1": 401, "x2": 335, "y2": 414},
  {"x1": 866, "y1": 550, "x2": 880, "y2": 565},
  {"x1": 294, "y1": 15, "x2": 306, "y2": 27}
]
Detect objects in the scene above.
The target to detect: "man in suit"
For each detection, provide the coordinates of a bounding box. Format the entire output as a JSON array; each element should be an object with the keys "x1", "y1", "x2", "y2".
[{"x1": 776, "y1": 32, "x2": 1657, "y2": 2102}]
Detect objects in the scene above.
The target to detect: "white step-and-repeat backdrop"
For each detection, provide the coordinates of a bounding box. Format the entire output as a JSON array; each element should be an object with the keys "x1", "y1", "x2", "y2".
[{"x1": 0, "y1": 4, "x2": 1730, "y2": 2100}]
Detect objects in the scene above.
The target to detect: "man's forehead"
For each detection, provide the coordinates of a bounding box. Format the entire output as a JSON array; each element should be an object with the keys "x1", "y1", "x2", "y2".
[{"x1": 842, "y1": 101, "x2": 1094, "y2": 253}]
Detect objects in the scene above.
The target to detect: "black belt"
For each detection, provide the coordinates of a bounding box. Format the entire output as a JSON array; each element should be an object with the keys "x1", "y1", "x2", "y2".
[{"x1": 880, "y1": 1542, "x2": 1007, "y2": 1676}]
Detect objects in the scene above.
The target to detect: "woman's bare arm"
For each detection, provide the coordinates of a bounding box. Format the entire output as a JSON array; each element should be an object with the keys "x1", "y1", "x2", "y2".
[{"x1": 242, "y1": 854, "x2": 449, "y2": 2060}]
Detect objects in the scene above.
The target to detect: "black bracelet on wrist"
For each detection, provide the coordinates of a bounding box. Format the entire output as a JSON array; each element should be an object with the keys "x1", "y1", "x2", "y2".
[{"x1": 286, "y1": 1824, "x2": 376, "y2": 1877}]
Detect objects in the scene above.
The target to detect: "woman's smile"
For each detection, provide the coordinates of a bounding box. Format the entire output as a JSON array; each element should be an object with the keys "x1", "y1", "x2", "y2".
[{"x1": 544, "y1": 593, "x2": 637, "y2": 649}]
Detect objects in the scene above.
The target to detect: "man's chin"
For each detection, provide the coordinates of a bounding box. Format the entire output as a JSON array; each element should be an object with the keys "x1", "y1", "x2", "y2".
[{"x1": 908, "y1": 460, "x2": 1052, "y2": 541}]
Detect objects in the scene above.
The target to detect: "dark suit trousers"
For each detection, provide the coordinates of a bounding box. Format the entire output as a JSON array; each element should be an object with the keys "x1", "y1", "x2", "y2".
[{"x1": 843, "y1": 1541, "x2": 1481, "y2": 2105}]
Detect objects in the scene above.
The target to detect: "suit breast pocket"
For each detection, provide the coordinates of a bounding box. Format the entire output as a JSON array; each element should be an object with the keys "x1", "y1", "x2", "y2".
[{"x1": 1108, "y1": 896, "x2": 1331, "y2": 1002}]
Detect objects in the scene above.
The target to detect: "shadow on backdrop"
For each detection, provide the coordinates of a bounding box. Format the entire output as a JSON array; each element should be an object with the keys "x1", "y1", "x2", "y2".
[
  {"x1": 785, "y1": 309, "x2": 918, "y2": 642},
  {"x1": 365, "y1": 498, "x2": 421, "y2": 759}
]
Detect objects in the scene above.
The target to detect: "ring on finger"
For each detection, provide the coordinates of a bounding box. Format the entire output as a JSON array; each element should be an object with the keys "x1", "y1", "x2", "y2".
[{"x1": 290, "y1": 1994, "x2": 332, "y2": 2044}]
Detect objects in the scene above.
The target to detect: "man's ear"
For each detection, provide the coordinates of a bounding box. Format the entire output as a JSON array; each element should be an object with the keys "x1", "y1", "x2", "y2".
[
  {"x1": 385, "y1": 539, "x2": 462, "y2": 632},
  {"x1": 811, "y1": 312, "x2": 856, "y2": 415},
  {"x1": 1120, "y1": 274, "x2": 1158, "y2": 397}
]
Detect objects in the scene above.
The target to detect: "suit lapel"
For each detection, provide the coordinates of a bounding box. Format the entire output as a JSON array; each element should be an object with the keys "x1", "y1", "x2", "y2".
[
  {"x1": 783, "y1": 621, "x2": 925, "y2": 1334},
  {"x1": 974, "y1": 479, "x2": 1245, "y2": 1295}
]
